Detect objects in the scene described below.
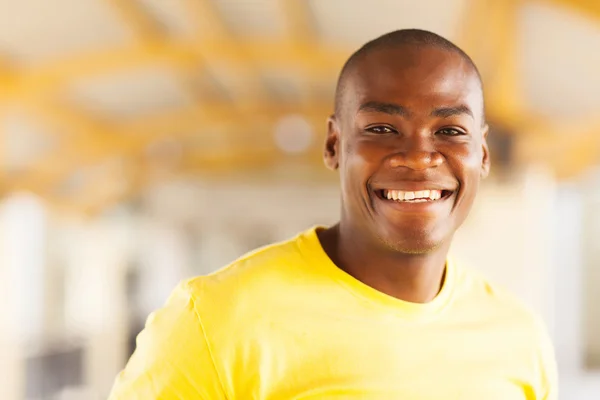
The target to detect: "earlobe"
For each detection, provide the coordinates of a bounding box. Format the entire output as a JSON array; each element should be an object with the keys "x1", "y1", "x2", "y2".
[
  {"x1": 324, "y1": 115, "x2": 340, "y2": 170},
  {"x1": 480, "y1": 124, "x2": 491, "y2": 178}
]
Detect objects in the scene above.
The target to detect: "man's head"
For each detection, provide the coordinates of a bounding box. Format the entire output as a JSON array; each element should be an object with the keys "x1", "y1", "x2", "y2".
[{"x1": 324, "y1": 29, "x2": 490, "y2": 254}]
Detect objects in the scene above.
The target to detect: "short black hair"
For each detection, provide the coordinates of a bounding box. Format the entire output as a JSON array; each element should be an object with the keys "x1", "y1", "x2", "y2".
[{"x1": 334, "y1": 29, "x2": 484, "y2": 118}]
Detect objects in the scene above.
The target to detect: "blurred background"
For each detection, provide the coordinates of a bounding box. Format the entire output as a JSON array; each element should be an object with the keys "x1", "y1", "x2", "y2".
[{"x1": 0, "y1": 0, "x2": 599, "y2": 398}]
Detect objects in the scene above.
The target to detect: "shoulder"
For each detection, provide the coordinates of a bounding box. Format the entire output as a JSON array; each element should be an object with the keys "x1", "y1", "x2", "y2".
[
  {"x1": 189, "y1": 229, "x2": 308, "y2": 293},
  {"x1": 452, "y1": 261, "x2": 550, "y2": 335},
  {"x1": 181, "y1": 228, "x2": 316, "y2": 321},
  {"x1": 453, "y1": 261, "x2": 557, "y2": 395}
]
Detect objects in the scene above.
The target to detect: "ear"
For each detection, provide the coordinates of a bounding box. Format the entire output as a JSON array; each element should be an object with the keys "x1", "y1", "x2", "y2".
[
  {"x1": 324, "y1": 115, "x2": 340, "y2": 170},
  {"x1": 480, "y1": 124, "x2": 491, "y2": 178}
]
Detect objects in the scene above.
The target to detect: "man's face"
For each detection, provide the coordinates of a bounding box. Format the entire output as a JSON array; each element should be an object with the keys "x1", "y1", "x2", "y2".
[{"x1": 325, "y1": 45, "x2": 490, "y2": 253}]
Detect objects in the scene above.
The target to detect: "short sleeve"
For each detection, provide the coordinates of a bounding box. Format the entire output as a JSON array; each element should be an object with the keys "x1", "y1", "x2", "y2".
[
  {"x1": 535, "y1": 318, "x2": 558, "y2": 400},
  {"x1": 107, "y1": 281, "x2": 227, "y2": 400}
]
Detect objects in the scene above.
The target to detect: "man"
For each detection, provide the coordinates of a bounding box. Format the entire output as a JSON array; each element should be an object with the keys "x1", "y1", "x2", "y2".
[{"x1": 109, "y1": 29, "x2": 557, "y2": 399}]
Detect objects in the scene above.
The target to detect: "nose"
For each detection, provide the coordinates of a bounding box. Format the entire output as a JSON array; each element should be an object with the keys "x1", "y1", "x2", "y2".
[{"x1": 387, "y1": 138, "x2": 444, "y2": 170}]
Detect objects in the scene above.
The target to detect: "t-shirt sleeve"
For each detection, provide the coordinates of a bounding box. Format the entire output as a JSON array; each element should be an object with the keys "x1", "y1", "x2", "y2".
[
  {"x1": 107, "y1": 281, "x2": 228, "y2": 400},
  {"x1": 536, "y1": 317, "x2": 559, "y2": 400}
]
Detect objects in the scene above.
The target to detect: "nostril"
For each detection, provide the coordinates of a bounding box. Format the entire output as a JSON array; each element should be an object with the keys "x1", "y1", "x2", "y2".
[{"x1": 389, "y1": 151, "x2": 443, "y2": 170}]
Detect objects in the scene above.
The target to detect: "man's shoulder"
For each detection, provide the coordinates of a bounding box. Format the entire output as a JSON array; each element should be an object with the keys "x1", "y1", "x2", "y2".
[
  {"x1": 455, "y1": 262, "x2": 549, "y2": 334},
  {"x1": 184, "y1": 228, "x2": 313, "y2": 306},
  {"x1": 455, "y1": 263, "x2": 557, "y2": 395}
]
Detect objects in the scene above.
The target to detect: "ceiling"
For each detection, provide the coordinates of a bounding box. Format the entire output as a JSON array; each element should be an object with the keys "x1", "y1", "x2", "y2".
[{"x1": 1, "y1": 0, "x2": 600, "y2": 214}]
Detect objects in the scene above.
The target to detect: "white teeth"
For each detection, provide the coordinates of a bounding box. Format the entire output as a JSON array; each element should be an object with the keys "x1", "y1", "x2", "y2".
[{"x1": 384, "y1": 189, "x2": 445, "y2": 202}]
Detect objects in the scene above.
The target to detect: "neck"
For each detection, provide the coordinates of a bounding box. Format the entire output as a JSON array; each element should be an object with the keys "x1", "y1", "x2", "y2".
[{"x1": 318, "y1": 223, "x2": 451, "y2": 304}]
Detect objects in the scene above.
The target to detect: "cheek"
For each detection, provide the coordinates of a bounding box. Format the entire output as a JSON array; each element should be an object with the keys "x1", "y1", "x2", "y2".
[
  {"x1": 447, "y1": 142, "x2": 483, "y2": 176},
  {"x1": 342, "y1": 138, "x2": 388, "y2": 166},
  {"x1": 344, "y1": 140, "x2": 386, "y2": 176},
  {"x1": 340, "y1": 138, "x2": 363, "y2": 172},
  {"x1": 340, "y1": 139, "x2": 381, "y2": 193},
  {"x1": 446, "y1": 145, "x2": 483, "y2": 208}
]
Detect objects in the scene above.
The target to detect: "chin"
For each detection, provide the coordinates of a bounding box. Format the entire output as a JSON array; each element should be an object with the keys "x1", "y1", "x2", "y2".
[
  {"x1": 377, "y1": 227, "x2": 445, "y2": 255},
  {"x1": 384, "y1": 240, "x2": 442, "y2": 255}
]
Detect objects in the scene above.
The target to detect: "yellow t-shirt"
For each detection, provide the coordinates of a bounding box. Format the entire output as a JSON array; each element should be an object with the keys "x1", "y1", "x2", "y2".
[{"x1": 108, "y1": 227, "x2": 558, "y2": 399}]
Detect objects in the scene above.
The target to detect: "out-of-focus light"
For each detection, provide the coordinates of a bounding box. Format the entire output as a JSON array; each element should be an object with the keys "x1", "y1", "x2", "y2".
[{"x1": 273, "y1": 114, "x2": 313, "y2": 154}]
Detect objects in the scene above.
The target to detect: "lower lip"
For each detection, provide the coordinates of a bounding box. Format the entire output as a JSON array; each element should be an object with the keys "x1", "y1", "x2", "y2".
[{"x1": 373, "y1": 190, "x2": 454, "y2": 213}]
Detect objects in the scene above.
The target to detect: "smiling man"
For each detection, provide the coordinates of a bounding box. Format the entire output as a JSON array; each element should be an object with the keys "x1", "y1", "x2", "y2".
[{"x1": 109, "y1": 29, "x2": 557, "y2": 399}]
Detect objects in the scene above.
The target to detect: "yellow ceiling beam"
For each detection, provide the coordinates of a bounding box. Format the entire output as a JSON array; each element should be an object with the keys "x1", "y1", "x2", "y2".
[
  {"x1": 2, "y1": 81, "x2": 128, "y2": 188},
  {"x1": 281, "y1": 0, "x2": 317, "y2": 47},
  {"x1": 279, "y1": 0, "x2": 320, "y2": 106},
  {"x1": 540, "y1": 0, "x2": 600, "y2": 21},
  {"x1": 108, "y1": 0, "x2": 163, "y2": 41},
  {"x1": 516, "y1": 116, "x2": 600, "y2": 179},
  {"x1": 8, "y1": 0, "x2": 333, "y2": 207},
  {"x1": 25, "y1": 100, "x2": 110, "y2": 141},
  {"x1": 72, "y1": 144, "x2": 325, "y2": 216},
  {"x1": 3, "y1": 108, "x2": 201, "y2": 195},
  {"x1": 0, "y1": 58, "x2": 10, "y2": 172},
  {"x1": 182, "y1": 0, "x2": 230, "y2": 38},
  {"x1": 106, "y1": 0, "x2": 207, "y2": 104},
  {"x1": 0, "y1": 40, "x2": 346, "y2": 103},
  {"x1": 84, "y1": 0, "x2": 325, "y2": 209},
  {"x1": 456, "y1": 0, "x2": 600, "y2": 179},
  {"x1": 0, "y1": 42, "x2": 196, "y2": 102},
  {"x1": 456, "y1": 0, "x2": 490, "y2": 62},
  {"x1": 457, "y1": 0, "x2": 600, "y2": 180},
  {"x1": 457, "y1": 0, "x2": 534, "y2": 128},
  {"x1": 481, "y1": 0, "x2": 526, "y2": 126},
  {"x1": 181, "y1": 0, "x2": 274, "y2": 112},
  {"x1": 2, "y1": 101, "x2": 330, "y2": 196}
]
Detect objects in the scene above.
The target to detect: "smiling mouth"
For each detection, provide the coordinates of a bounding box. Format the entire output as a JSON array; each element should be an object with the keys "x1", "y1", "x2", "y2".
[{"x1": 375, "y1": 189, "x2": 454, "y2": 203}]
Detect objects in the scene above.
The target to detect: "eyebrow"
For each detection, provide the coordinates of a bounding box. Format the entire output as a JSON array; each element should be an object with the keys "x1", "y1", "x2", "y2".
[
  {"x1": 357, "y1": 101, "x2": 474, "y2": 120},
  {"x1": 430, "y1": 105, "x2": 474, "y2": 119},
  {"x1": 358, "y1": 101, "x2": 411, "y2": 117}
]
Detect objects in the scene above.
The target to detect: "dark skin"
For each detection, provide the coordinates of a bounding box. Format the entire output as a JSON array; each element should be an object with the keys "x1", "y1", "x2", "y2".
[{"x1": 319, "y1": 44, "x2": 490, "y2": 303}]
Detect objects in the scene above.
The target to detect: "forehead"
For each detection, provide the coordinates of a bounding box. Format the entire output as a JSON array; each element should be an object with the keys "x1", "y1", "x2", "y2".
[{"x1": 344, "y1": 45, "x2": 483, "y2": 118}]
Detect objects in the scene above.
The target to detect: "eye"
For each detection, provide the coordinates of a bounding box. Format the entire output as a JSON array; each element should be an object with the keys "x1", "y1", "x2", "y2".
[
  {"x1": 366, "y1": 125, "x2": 397, "y2": 134},
  {"x1": 437, "y1": 127, "x2": 465, "y2": 136}
]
